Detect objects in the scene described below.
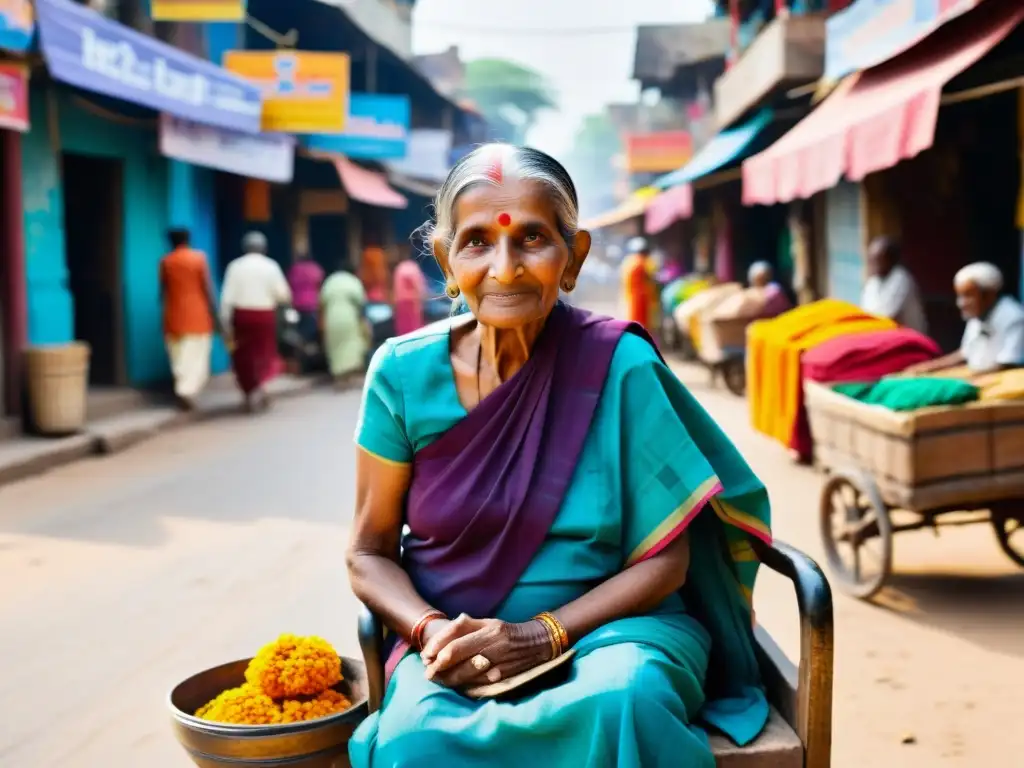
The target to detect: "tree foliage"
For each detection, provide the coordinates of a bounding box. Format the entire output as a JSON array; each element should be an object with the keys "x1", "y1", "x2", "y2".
[{"x1": 463, "y1": 58, "x2": 557, "y2": 144}]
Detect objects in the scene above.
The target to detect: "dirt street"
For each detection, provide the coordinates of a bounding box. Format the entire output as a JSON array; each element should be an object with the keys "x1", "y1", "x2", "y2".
[{"x1": 0, "y1": 377, "x2": 1021, "y2": 766}]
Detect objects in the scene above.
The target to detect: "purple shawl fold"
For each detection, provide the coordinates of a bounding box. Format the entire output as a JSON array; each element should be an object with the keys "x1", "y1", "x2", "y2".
[{"x1": 385, "y1": 304, "x2": 653, "y2": 681}]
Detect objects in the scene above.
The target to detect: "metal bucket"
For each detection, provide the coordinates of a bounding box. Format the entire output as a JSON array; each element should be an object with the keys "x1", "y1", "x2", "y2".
[{"x1": 168, "y1": 656, "x2": 368, "y2": 768}]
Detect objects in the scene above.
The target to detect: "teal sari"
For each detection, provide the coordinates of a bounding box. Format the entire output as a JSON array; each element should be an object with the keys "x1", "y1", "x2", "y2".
[{"x1": 351, "y1": 319, "x2": 772, "y2": 767}]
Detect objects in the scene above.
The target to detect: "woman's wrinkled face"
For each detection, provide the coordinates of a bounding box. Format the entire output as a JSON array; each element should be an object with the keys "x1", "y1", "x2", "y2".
[{"x1": 436, "y1": 178, "x2": 589, "y2": 329}]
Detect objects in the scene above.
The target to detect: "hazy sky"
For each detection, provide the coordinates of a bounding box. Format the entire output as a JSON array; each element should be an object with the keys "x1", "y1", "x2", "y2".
[{"x1": 411, "y1": 0, "x2": 714, "y2": 159}]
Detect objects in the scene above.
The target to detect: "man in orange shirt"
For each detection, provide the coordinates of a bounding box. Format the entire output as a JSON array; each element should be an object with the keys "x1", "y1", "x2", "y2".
[{"x1": 159, "y1": 229, "x2": 218, "y2": 409}]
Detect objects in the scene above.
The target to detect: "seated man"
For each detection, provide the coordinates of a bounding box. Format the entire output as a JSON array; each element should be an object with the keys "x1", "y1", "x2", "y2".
[
  {"x1": 861, "y1": 237, "x2": 928, "y2": 335},
  {"x1": 909, "y1": 262, "x2": 1024, "y2": 375}
]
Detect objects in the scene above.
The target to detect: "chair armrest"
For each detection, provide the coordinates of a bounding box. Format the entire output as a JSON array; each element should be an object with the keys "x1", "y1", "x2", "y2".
[
  {"x1": 751, "y1": 536, "x2": 834, "y2": 768},
  {"x1": 358, "y1": 604, "x2": 387, "y2": 714}
]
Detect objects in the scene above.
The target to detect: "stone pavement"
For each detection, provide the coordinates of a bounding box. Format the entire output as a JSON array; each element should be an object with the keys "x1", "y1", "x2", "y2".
[{"x1": 0, "y1": 373, "x2": 322, "y2": 488}]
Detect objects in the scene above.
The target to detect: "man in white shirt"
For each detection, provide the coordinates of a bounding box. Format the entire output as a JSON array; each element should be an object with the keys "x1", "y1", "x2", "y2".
[
  {"x1": 909, "y1": 262, "x2": 1024, "y2": 375},
  {"x1": 220, "y1": 232, "x2": 293, "y2": 410},
  {"x1": 861, "y1": 237, "x2": 928, "y2": 335}
]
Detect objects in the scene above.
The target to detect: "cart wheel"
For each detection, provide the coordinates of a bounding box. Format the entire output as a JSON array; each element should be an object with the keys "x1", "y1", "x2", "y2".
[
  {"x1": 723, "y1": 359, "x2": 746, "y2": 397},
  {"x1": 819, "y1": 471, "x2": 893, "y2": 600},
  {"x1": 992, "y1": 511, "x2": 1024, "y2": 568}
]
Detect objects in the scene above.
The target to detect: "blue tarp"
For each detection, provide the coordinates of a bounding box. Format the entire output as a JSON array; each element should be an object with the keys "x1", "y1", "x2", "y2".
[{"x1": 654, "y1": 109, "x2": 774, "y2": 191}]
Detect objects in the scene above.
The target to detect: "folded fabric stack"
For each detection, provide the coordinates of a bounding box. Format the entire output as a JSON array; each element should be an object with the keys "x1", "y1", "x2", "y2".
[
  {"x1": 832, "y1": 378, "x2": 979, "y2": 411},
  {"x1": 920, "y1": 364, "x2": 1024, "y2": 401},
  {"x1": 747, "y1": 300, "x2": 897, "y2": 454}
]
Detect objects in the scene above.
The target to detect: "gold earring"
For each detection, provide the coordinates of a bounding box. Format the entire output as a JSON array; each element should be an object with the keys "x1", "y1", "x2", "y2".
[
  {"x1": 562, "y1": 278, "x2": 576, "y2": 292},
  {"x1": 445, "y1": 282, "x2": 460, "y2": 299}
]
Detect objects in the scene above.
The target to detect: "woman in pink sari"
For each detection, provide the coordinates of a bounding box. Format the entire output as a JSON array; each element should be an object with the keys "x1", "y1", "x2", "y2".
[{"x1": 392, "y1": 258, "x2": 428, "y2": 336}]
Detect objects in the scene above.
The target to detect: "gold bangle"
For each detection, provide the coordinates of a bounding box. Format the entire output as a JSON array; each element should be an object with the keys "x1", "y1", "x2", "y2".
[
  {"x1": 536, "y1": 612, "x2": 569, "y2": 652},
  {"x1": 535, "y1": 615, "x2": 559, "y2": 659},
  {"x1": 534, "y1": 612, "x2": 568, "y2": 657}
]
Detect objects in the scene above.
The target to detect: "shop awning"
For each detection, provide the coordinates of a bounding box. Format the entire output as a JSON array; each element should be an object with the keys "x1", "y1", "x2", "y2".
[
  {"x1": 580, "y1": 187, "x2": 660, "y2": 231},
  {"x1": 655, "y1": 109, "x2": 774, "y2": 191},
  {"x1": 743, "y1": 0, "x2": 1024, "y2": 206},
  {"x1": 35, "y1": 0, "x2": 263, "y2": 134},
  {"x1": 333, "y1": 155, "x2": 408, "y2": 210},
  {"x1": 644, "y1": 186, "x2": 694, "y2": 235}
]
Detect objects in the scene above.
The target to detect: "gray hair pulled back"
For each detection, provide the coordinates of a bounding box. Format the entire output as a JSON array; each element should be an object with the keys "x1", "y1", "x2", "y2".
[{"x1": 428, "y1": 144, "x2": 581, "y2": 252}]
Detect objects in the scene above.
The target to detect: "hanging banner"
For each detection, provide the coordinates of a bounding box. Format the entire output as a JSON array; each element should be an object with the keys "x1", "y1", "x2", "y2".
[
  {"x1": 0, "y1": 61, "x2": 28, "y2": 132},
  {"x1": 624, "y1": 131, "x2": 693, "y2": 174},
  {"x1": 303, "y1": 93, "x2": 409, "y2": 160},
  {"x1": 386, "y1": 128, "x2": 453, "y2": 182},
  {"x1": 224, "y1": 50, "x2": 349, "y2": 134},
  {"x1": 151, "y1": 0, "x2": 246, "y2": 22},
  {"x1": 35, "y1": 0, "x2": 262, "y2": 134},
  {"x1": 826, "y1": 0, "x2": 981, "y2": 81},
  {"x1": 159, "y1": 115, "x2": 294, "y2": 183},
  {"x1": 0, "y1": 0, "x2": 33, "y2": 52}
]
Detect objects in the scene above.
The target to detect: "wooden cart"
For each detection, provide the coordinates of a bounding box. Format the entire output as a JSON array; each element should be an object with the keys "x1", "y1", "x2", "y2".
[
  {"x1": 358, "y1": 536, "x2": 834, "y2": 768},
  {"x1": 699, "y1": 315, "x2": 754, "y2": 397},
  {"x1": 804, "y1": 380, "x2": 1024, "y2": 599}
]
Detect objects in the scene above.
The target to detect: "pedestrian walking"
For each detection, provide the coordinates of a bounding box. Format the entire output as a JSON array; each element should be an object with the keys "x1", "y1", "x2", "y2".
[
  {"x1": 159, "y1": 228, "x2": 217, "y2": 410},
  {"x1": 320, "y1": 260, "x2": 369, "y2": 388},
  {"x1": 220, "y1": 232, "x2": 292, "y2": 411},
  {"x1": 287, "y1": 248, "x2": 325, "y2": 350},
  {"x1": 359, "y1": 246, "x2": 390, "y2": 304},
  {"x1": 392, "y1": 258, "x2": 428, "y2": 336}
]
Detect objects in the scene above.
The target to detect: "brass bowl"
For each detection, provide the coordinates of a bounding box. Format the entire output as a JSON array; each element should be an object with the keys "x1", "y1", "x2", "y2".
[{"x1": 168, "y1": 656, "x2": 369, "y2": 768}]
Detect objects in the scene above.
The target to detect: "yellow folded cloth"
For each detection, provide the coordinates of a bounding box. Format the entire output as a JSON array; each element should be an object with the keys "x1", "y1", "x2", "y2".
[{"x1": 747, "y1": 299, "x2": 896, "y2": 447}]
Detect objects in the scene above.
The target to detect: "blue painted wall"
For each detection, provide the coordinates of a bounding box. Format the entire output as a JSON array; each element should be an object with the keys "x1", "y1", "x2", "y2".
[{"x1": 22, "y1": 84, "x2": 172, "y2": 386}]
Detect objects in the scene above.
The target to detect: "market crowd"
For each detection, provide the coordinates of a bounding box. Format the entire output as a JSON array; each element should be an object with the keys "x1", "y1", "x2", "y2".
[{"x1": 158, "y1": 228, "x2": 432, "y2": 412}]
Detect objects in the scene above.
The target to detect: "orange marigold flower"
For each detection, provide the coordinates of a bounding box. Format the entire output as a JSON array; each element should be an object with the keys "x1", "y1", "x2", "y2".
[
  {"x1": 279, "y1": 689, "x2": 353, "y2": 723},
  {"x1": 244, "y1": 634, "x2": 342, "y2": 700},
  {"x1": 195, "y1": 684, "x2": 283, "y2": 725}
]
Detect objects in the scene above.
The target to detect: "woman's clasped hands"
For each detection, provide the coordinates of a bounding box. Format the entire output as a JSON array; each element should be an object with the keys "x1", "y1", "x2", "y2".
[{"x1": 420, "y1": 614, "x2": 553, "y2": 689}]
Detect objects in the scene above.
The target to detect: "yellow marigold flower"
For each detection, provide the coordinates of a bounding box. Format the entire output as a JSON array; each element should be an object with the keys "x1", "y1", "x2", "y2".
[
  {"x1": 195, "y1": 684, "x2": 283, "y2": 725},
  {"x1": 244, "y1": 634, "x2": 342, "y2": 700},
  {"x1": 279, "y1": 689, "x2": 353, "y2": 723}
]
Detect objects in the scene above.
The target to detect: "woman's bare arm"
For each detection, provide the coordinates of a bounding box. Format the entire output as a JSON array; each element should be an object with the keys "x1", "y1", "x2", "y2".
[
  {"x1": 554, "y1": 531, "x2": 690, "y2": 643},
  {"x1": 346, "y1": 447, "x2": 436, "y2": 641}
]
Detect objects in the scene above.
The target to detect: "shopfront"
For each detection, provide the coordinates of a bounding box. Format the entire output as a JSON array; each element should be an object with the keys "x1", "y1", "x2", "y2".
[
  {"x1": 25, "y1": 0, "x2": 262, "y2": 387},
  {"x1": 0, "y1": 0, "x2": 33, "y2": 416}
]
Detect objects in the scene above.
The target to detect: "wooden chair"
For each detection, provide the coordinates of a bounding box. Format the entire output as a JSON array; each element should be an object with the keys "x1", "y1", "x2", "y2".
[{"x1": 357, "y1": 536, "x2": 833, "y2": 768}]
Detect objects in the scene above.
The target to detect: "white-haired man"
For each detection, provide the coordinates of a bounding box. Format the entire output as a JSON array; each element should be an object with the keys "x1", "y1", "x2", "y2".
[
  {"x1": 861, "y1": 237, "x2": 928, "y2": 335},
  {"x1": 745, "y1": 261, "x2": 792, "y2": 318},
  {"x1": 909, "y1": 262, "x2": 1024, "y2": 375}
]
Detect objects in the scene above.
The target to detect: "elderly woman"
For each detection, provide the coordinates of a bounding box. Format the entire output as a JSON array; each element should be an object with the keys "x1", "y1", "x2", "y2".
[
  {"x1": 347, "y1": 144, "x2": 773, "y2": 767},
  {"x1": 909, "y1": 262, "x2": 1024, "y2": 375}
]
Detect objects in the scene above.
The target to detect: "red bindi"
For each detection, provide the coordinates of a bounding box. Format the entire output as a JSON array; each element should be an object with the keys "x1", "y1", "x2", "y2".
[{"x1": 497, "y1": 212, "x2": 512, "y2": 227}]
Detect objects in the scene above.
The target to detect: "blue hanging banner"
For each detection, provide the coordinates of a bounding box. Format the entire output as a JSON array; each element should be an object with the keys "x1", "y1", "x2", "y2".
[
  {"x1": 303, "y1": 93, "x2": 410, "y2": 160},
  {"x1": 35, "y1": 0, "x2": 263, "y2": 134}
]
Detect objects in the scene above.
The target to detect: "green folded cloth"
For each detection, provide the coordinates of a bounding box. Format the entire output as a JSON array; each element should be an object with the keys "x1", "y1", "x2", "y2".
[{"x1": 832, "y1": 377, "x2": 980, "y2": 412}]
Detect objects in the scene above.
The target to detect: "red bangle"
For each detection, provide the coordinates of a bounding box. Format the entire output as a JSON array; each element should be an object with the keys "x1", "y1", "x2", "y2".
[{"x1": 410, "y1": 609, "x2": 446, "y2": 651}]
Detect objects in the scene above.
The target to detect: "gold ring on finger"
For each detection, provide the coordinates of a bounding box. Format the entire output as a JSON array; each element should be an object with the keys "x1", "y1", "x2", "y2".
[{"x1": 470, "y1": 654, "x2": 491, "y2": 671}]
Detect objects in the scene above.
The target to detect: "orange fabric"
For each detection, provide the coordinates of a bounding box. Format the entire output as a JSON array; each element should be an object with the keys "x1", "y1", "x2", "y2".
[
  {"x1": 747, "y1": 299, "x2": 896, "y2": 448},
  {"x1": 621, "y1": 253, "x2": 656, "y2": 329},
  {"x1": 359, "y1": 247, "x2": 390, "y2": 303},
  {"x1": 160, "y1": 247, "x2": 214, "y2": 336}
]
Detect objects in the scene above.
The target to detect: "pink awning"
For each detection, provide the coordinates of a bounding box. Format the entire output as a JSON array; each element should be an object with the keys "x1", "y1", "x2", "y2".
[
  {"x1": 333, "y1": 155, "x2": 408, "y2": 210},
  {"x1": 644, "y1": 185, "x2": 693, "y2": 234},
  {"x1": 743, "y1": 0, "x2": 1024, "y2": 206}
]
